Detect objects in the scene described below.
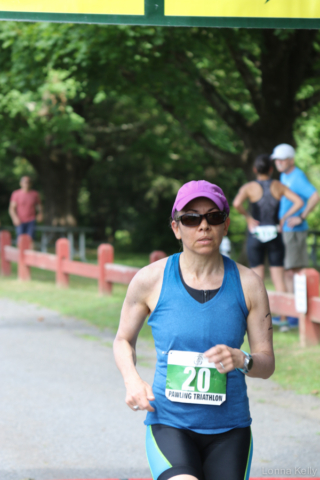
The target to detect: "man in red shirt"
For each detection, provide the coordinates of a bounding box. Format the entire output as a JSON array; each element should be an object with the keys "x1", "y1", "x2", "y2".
[{"x1": 9, "y1": 176, "x2": 43, "y2": 240}]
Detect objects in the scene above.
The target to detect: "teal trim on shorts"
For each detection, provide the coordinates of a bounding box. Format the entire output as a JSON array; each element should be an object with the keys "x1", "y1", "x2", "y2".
[
  {"x1": 244, "y1": 427, "x2": 253, "y2": 480},
  {"x1": 146, "y1": 425, "x2": 172, "y2": 480}
]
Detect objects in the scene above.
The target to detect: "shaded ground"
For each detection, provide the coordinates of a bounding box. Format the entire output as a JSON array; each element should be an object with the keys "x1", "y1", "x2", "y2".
[{"x1": 0, "y1": 298, "x2": 319, "y2": 480}]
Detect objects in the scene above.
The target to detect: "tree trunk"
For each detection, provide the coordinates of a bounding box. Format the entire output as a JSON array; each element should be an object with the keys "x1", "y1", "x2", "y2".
[{"x1": 28, "y1": 150, "x2": 92, "y2": 226}]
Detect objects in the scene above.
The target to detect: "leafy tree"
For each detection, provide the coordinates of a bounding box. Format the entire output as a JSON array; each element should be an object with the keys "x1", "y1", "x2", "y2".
[
  {"x1": 86, "y1": 27, "x2": 320, "y2": 172},
  {"x1": 0, "y1": 24, "x2": 153, "y2": 225},
  {"x1": 1, "y1": 22, "x2": 320, "y2": 252}
]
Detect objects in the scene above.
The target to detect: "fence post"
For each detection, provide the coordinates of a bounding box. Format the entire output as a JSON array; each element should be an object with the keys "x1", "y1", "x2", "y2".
[
  {"x1": 56, "y1": 238, "x2": 69, "y2": 288},
  {"x1": 149, "y1": 250, "x2": 167, "y2": 263},
  {"x1": 0, "y1": 230, "x2": 12, "y2": 276},
  {"x1": 98, "y1": 243, "x2": 114, "y2": 295},
  {"x1": 18, "y1": 234, "x2": 32, "y2": 281},
  {"x1": 300, "y1": 268, "x2": 320, "y2": 346}
]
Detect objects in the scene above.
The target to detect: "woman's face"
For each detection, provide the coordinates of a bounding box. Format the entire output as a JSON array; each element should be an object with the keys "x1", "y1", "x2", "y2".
[{"x1": 171, "y1": 197, "x2": 230, "y2": 255}]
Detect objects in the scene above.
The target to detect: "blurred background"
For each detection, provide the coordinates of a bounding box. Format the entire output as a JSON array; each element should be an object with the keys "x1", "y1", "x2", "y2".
[{"x1": 1, "y1": 25, "x2": 320, "y2": 261}]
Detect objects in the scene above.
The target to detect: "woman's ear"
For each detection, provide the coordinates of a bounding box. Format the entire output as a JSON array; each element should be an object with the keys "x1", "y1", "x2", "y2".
[
  {"x1": 171, "y1": 220, "x2": 182, "y2": 240},
  {"x1": 223, "y1": 217, "x2": 231, "y2": 236}
]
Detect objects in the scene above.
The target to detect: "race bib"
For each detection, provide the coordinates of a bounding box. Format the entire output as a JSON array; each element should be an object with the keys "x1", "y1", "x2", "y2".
[
  {"x1": 253, "y1": 225, "x2": 278, "y2": 243},
  {"x1": 165, "y1": 350, "x2": 226, "y2": 405}
]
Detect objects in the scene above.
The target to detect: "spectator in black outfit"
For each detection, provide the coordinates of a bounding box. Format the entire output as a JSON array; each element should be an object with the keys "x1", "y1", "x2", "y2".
[{"x1": 233, "y1": 155, "x2": 303, "y2": 329}]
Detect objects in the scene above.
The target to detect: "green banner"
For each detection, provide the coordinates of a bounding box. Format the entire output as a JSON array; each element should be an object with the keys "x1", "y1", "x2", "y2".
[{"x1": 0, "y1": 0, "x2": 320, "y2": 28}]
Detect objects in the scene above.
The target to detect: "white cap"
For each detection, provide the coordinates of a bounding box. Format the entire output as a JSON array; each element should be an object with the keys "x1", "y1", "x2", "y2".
[{"x1": 270, "y1": 143, "x2": 295, "y2": 160}]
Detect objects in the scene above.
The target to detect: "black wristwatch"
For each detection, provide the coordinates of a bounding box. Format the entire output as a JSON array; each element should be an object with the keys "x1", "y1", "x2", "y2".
[
  {"x1": 299, "y1": 215, "x2": 305, "y2": 222},
  {"x1": 239, "y1": 351, "x2": 253, "y2": 374}
]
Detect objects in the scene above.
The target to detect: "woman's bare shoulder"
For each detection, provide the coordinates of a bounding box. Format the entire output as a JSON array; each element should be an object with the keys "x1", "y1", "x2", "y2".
[
  {"x1": 235, "y1": 262, "x2": 267, "y2": 309},
  {"x1": 126, "y1": 257, "x2": 169, "y2": 303},
  {"x1": 270, "y1": 179, "x2": 284, "y2": 198},
  {"x1": 236, "y1": 262, "x2": 265, "y2": 289}
]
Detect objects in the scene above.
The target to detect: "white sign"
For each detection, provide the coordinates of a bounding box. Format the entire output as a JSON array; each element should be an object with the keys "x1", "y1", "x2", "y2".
[{"x1": 294, "y1": 274, "x2": 307, "y2": 314}]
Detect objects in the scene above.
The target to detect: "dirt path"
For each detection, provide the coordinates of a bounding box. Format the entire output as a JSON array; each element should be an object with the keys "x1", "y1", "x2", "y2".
[{"x1": 0, "y1": 298, "x2": 319, "y2": 480}]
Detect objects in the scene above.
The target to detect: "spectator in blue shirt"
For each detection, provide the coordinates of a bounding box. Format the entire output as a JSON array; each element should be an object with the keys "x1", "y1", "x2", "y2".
[{"x1": 271, "y1": 144, "x2": 320, "y2": 294}]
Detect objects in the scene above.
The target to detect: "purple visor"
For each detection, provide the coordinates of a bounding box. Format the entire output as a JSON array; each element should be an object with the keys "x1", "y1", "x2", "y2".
[{"x1": 172, "y1": 180, "x2": 230, "y2": 219}]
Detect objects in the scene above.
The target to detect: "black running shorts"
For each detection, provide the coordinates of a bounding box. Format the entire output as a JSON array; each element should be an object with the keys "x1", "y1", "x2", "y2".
[
  {"x1": 247, "y1": 232, "x2": 285, "y2": 268},
  {"x1": 146, "y1": 424, "x2": 253, "y2": 480}
]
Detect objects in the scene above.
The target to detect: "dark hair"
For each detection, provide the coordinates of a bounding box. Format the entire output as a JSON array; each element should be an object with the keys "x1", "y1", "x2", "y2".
[{"x1": 254, "y1": 154, "x2": 272, "y2": 175}]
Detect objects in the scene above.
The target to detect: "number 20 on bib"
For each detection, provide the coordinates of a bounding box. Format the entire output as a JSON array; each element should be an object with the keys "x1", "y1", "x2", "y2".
[{"x1": 166, "y1": 351, "x2": 227, "y2": 406}]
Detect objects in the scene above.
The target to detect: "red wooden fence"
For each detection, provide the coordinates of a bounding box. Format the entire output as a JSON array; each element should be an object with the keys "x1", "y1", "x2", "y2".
[
  {"x1": 268, "y1": 268, "x2": 320, "y2": 347},
  {"x1": 0, "y1": 231, "x2": 166, "y2": 297},
  {"x1": 1, "y1": 230, "x2": 320, "y2": 346}
]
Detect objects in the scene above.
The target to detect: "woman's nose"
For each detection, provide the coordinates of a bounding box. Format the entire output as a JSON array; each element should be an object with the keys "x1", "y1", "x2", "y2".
[{"x1": 199, "y1": 218, "x2": 210, "y2": 229}]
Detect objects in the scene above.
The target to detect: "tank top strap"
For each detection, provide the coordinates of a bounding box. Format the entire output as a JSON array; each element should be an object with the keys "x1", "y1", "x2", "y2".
[
  {"x1": 222, "y1": 256, "x2": 249, "y2": 318},
  {"x1": 256, "y1": 179, "x2": 272, "y2": 194},
  {"x1": 152, "y1": 254, "x2": 180, "y2": 314}
]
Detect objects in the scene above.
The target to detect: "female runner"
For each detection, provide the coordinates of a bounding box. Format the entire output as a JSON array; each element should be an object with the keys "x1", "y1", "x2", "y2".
[{"x1": 114, "y1": 180, "x2": 275, "y2": 480}]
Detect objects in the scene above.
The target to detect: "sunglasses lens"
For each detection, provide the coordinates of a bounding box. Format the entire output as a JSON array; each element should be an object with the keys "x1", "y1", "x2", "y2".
[
  {"x1": 180, "y1": 215, "x2": 201, "y2": 226},
  {"x1": 206, "y1": 212, "x2": 226, "y2": 225},
  {"x1": 179, "y1": 212, "x2": 227, "y2": 226}
]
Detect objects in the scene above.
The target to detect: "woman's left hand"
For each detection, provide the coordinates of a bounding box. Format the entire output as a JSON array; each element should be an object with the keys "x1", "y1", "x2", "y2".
[{"x1": 204, "y1": 345, "x2": 244, "y2": 373}]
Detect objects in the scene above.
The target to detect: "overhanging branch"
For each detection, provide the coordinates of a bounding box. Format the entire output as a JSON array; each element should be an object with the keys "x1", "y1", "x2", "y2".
[
  {"x1": 197, "y1": 75, "x2": 251, "y2": 143},
  {"x1": 155, "y1": 94, "x2": 241, "y2": 167},
  {"x1": 191, "y1": 131, "x2": 241, "y2": 167},
  {"x1": 223, "y1": 33, "x2": 262, "y2": 115}
]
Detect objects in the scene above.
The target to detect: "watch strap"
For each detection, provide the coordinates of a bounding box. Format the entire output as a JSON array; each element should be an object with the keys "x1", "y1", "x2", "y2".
[{"x1": 237, "y1": 350, "x2": 251, "y2": 374}]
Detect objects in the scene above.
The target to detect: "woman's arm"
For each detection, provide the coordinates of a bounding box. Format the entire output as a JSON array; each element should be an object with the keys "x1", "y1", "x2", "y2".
[
  {"x1": 242, "y1": 268, "x2": 275, "y2": 379},
  {"x1": 204, "y1": 267, "x2": 275, "y2": 379},
  {"x1": 113, "y1": 264, "x2": 162, "y2": 412},
  {"x1": 233, "y1": 184, "x2": 260, "y2": 232}
]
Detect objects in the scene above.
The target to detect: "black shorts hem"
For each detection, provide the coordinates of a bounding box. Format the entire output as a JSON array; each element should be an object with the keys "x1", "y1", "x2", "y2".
[
  {"x1": 158, "y1": 465, "x2": 202, "y2": 480},
  {"x1": 247, "y1": 232, "x2": 284, "y2": 268},
  {"x1": 249, "y1": 261, "x2": 284, "y2": 268}
]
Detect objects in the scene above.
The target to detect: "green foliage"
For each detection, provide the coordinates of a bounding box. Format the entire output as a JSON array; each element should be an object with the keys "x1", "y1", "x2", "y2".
[
  {"x1": 295, "y1": 108, "x2": 320, "y2": 230},
  {"x1": 114, "y1": 230, "x2": 132, "y2": 249},
  {"x1": 1, "y1": 23, "x2": 320, "y2": 250}
]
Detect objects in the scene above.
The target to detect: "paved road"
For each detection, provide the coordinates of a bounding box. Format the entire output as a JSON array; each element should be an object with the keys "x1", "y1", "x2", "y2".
[{"x1": 1, "y1": 298, "x2": 320, "y2": 480}]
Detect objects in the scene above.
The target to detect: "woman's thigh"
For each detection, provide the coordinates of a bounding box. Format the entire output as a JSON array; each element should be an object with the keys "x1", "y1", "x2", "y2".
[
  {"x1": 146, "y1": 425, "x2": 252, "y2": 480},
  {"x1": 146, "y1": 424, "x2": 203, "y2": 480},
  {"x1": 246, "y1": 234, "x2": 265, "y2": 267},
  {"x1": 267, "y1": 235, "x2": 285, "y2": 267},
  {"x1": 201, "y1": 427, "x2": 253, "y2": 480}
]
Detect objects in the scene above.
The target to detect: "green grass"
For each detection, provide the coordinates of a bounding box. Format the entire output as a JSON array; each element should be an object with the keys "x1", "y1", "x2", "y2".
[
  {"x1": 241, "y1": 327, "x2": 320, "y2": 396},
  {"x1": 270, "y1": 328, "x2": 320, "y2": 395},
  {"x1": 1, "y1": 259, "x2": 319, "y2": 395},
  {"x1": 0, "y1": 253, "x2": 152, "y2": 338}
]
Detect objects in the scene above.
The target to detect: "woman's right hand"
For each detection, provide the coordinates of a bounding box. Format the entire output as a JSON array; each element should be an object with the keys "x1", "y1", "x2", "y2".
[
  {"x1": 125, "y1": 377, "x2": 155, "y2": 412},
  {"x1": 246, "y1": 216, "x2": 260, "y2": 233}
]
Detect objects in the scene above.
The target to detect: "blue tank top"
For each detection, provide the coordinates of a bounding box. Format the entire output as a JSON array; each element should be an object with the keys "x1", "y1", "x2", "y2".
[{"x1": 145, "y1": 253, "x2": 252, "y2": 434}]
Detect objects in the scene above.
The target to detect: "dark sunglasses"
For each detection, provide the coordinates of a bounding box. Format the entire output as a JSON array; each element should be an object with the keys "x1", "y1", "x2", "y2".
[{"x1": 177, "y1": 211, "x2": 228, "y2": 227}]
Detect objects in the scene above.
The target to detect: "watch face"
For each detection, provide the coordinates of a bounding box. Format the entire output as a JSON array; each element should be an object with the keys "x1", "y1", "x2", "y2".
[{"x1": 244, "y1": 355, "x2": 253, "y2": 371}]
